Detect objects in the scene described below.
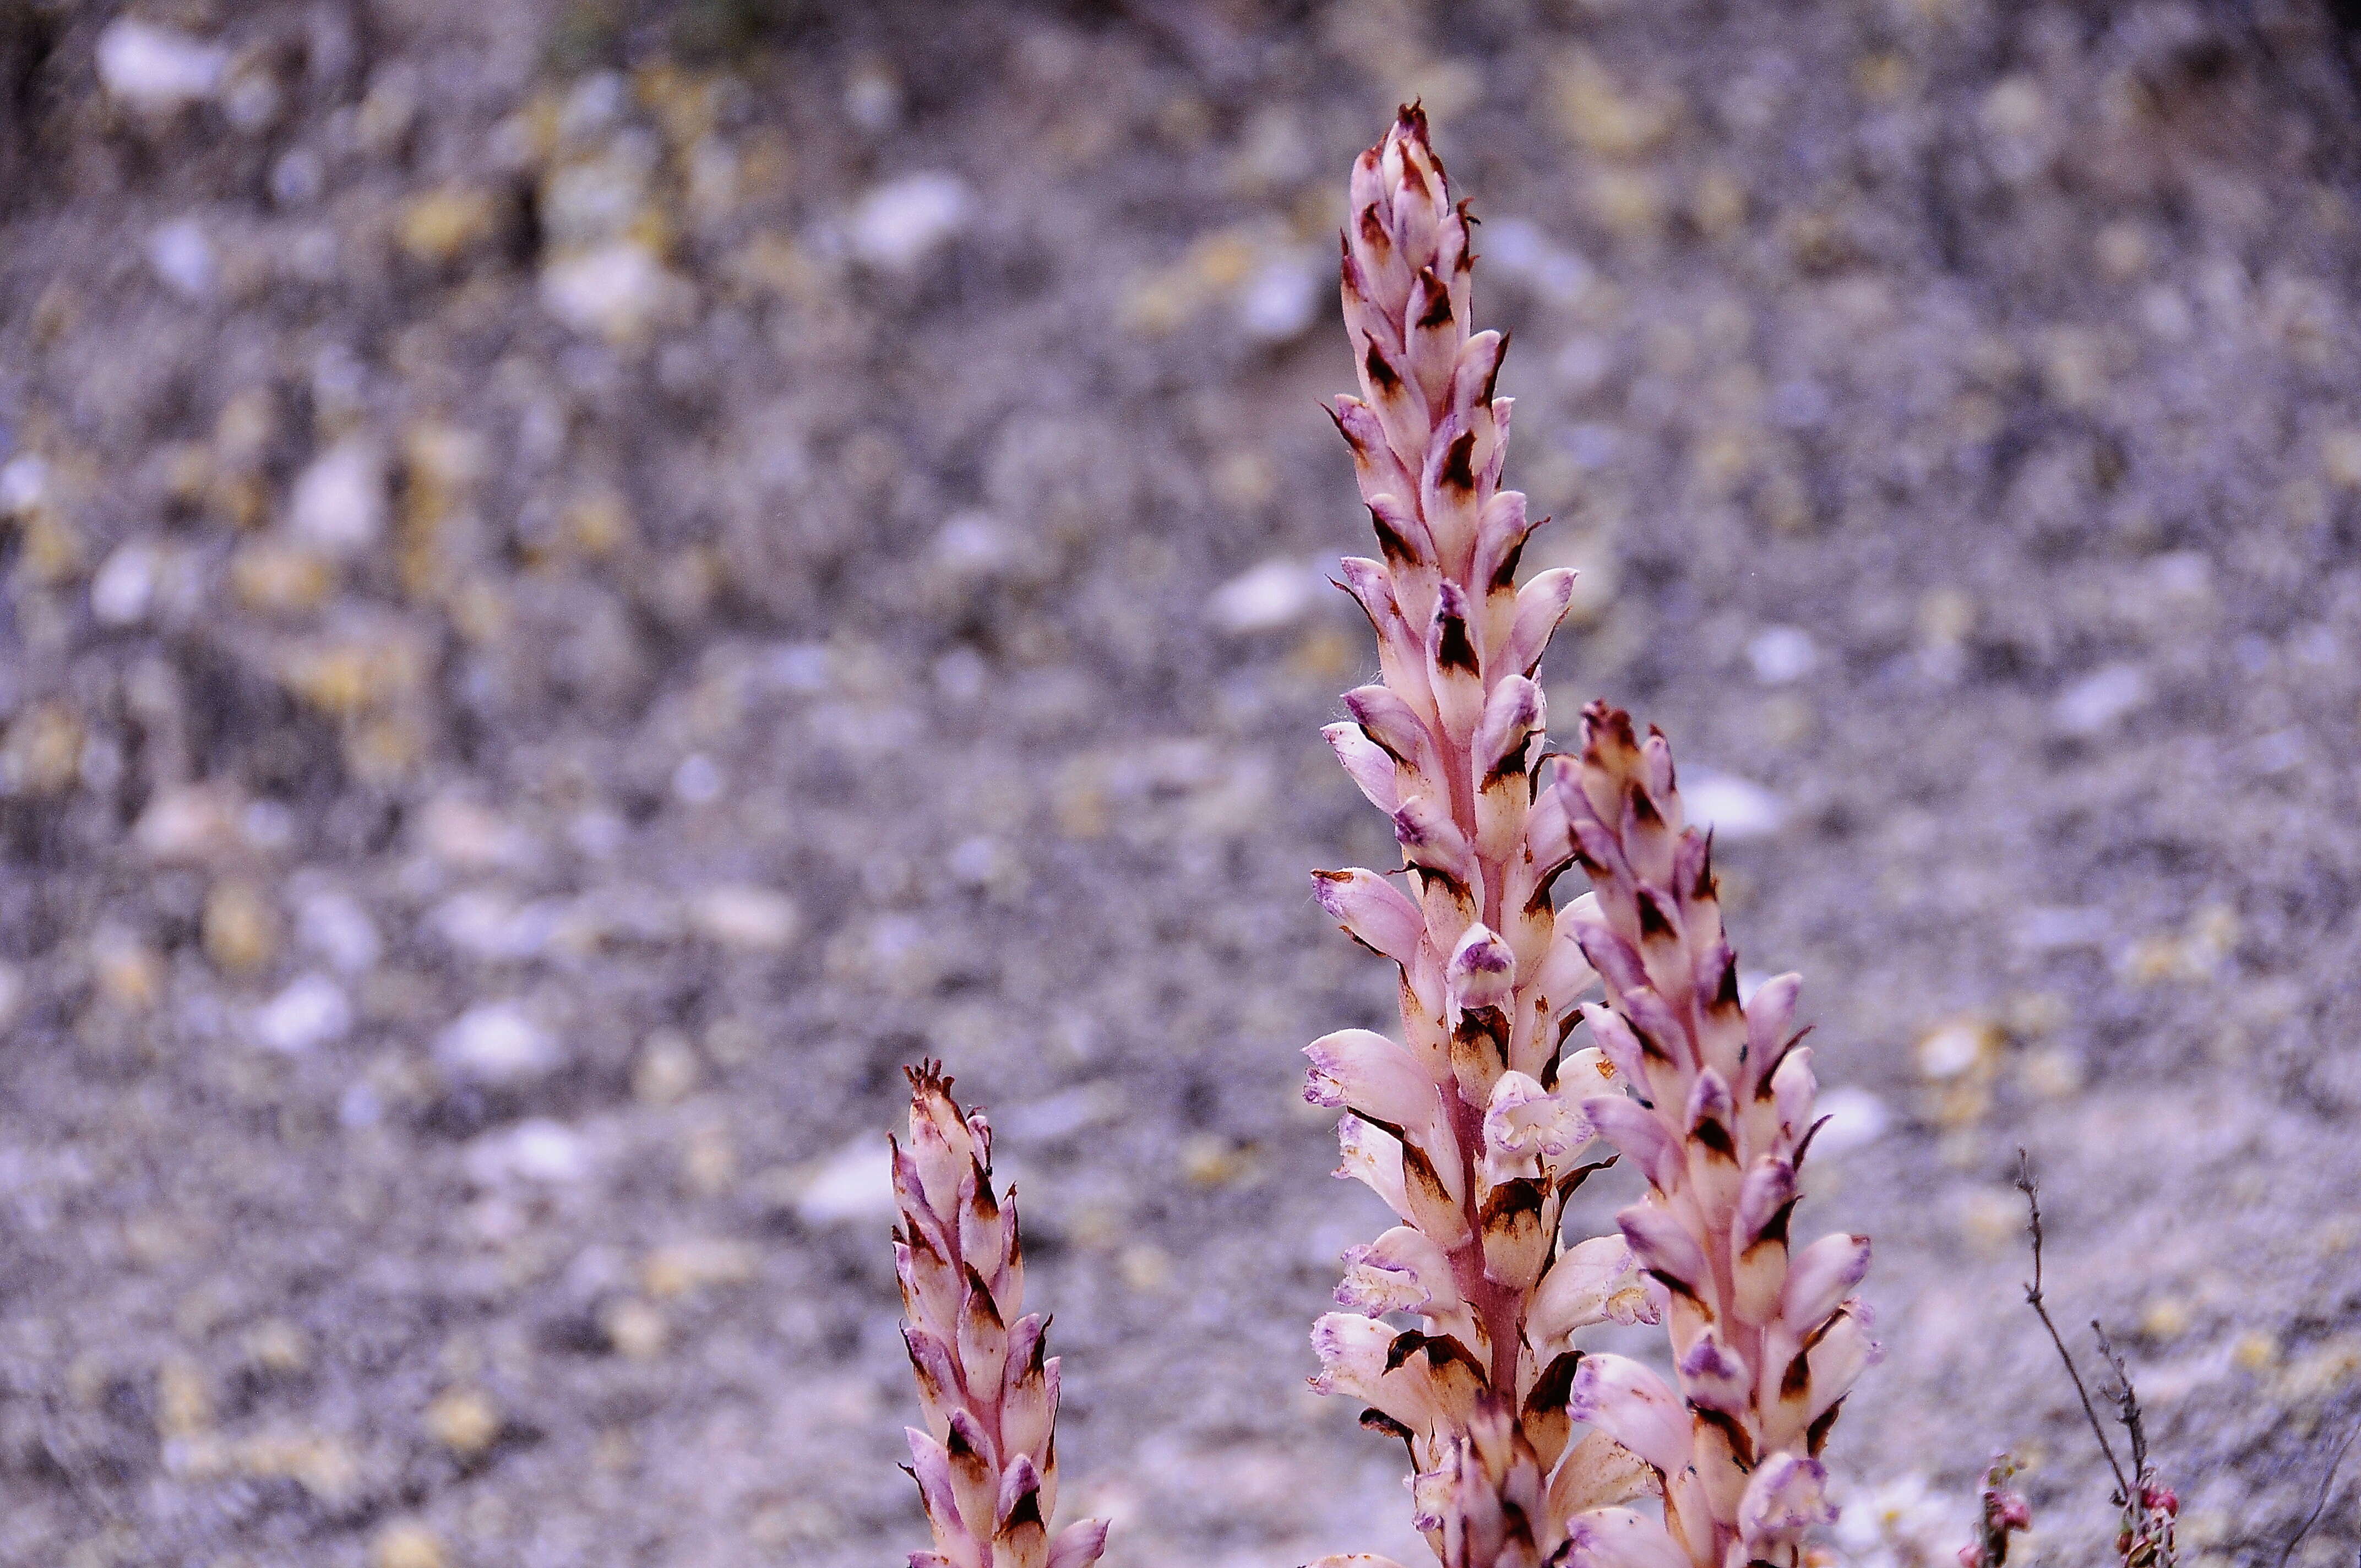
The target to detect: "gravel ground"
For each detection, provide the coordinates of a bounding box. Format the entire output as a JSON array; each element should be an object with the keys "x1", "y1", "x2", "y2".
[{"x1": 3, "y1": 3, "x2": 2361, "y2": 1566}]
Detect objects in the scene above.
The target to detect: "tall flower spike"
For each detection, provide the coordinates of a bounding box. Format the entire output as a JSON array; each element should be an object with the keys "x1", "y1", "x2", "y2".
[
  {"x1": 1305, "y1": 105, "x2": 1657, "y2": 1568},
  {"x1": 894, "y1": 1063, "x2": 1108, "y2": 1568},
  {"x1": 1552, "y1": 702, "x2": 1877, "y2": 1568}
]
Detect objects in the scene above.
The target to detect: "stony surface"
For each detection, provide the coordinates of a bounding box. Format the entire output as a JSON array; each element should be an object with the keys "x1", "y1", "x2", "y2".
[{"x1": 3, "y1": 3, "x2": 2360, "y2": 1566}]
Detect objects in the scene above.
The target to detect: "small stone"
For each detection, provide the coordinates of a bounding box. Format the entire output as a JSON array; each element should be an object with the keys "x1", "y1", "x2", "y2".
[
  {"x1": 632, "y1": 1031, "x2": 700, "y2": 1106},
  {"x1": 148, "y1": 219, "x2": 217, "y2": 299},
  {"x1": 289, "y1": 439, "x2": 388, "y2": 559},
  {"x1": 91, "y1": 925, "x2": 164, "y2": 1011},
  {"x1": 425, "y1": 1386, "x2": 501, "y2": 1456},
  {"x1": 601, "y1": 1297, "x2": 667, "y2": 1360},
  {"x1": 203, "y1": 879, "x2": 280, "y2": 977},
  {"x1": 1549, "y1": 51, "x2": 1681, "y2": 157},
  {"x1": 2322, "y1": 429, "x2": 2361, "y2": 489},
  {"x1": 296, "y1": 888, "x2": 381, "y2": 974},
  {"x1": 96, "y1": 20, "x2": 227, "y2": 113},
  {"x1": 2017, "y1": 1047, "x2": 2085, "y2": 1098},
  {"x1": 1915, "y1": 1016, "x2": 2001, "y2": 1081},
  {"x1": 230, "y1": 543, "x2": 338, "y2": 615},
  {"x1": 1959, "y1": 1186, "x2": 2024, "y2": 1255},
  {"x1": 463, "y1": 1118, "x2": 589, "y2": 1185},
  {"x1": 398, "y1": 187, "x2": 501, "y2": 265},
  {"x1": 242, "y1": 1319, "x2": 311, "y2": 1374},
  {"x1": 133, "y1": 783, "x2": 242, "y2": 863},
  {"x1": 417, "y1": 796, "x2": 540, "y2": 872},
  {"x1": 640, "y1": 1238, "x2": 758, "y2": 1300},
  {"x1": 1745, "y1": 625, "x2": 1818, "y2": 684},
  {"x1": 373, "y1": 1523, "x2": 445, "y2": 1568},
  {"x1": 2095, "y1": 221, "x2": 2150, "y2": 283},
  {"x1": 791, "y1": 1136, "x2": 896, "y2": 1226},
  {"x1": 1236, "y1": 250, "x2": 1322, "y2": 344},
  {"x1": 1118, "y1": 1244, "x2": 1171, "y2": 1292},
  {"x1": 2053, "y1": 663, "x2": 2149, "y2": 737},
  {"x1": 848, "y1": 172, "x2": 972, "y2": 270},
  {"x1": 1809, "y1": 1087, "x2": 1891, "y2": 1157},
  {"x1": 2, "y1": 703, "x2": 83, "y2": 797},
  {"x1": 682, "y1": 1121, "x2": 738, "y2": 1196},
  {"x1": 540, "y1": 239, "x2": 692, "y2": 343},
  {"x1": 157, "y1": 1357, "x2": 213, "y2": 1438},
  {"x1": 1679, "y1": 770, "x2": 1785, "y2": 841},
  {"x1": 1208, "y1": 557, "x2": 1323, "y2": 634},
  {"x1": 434, "y1": 1002, "x2": 564, "y2": 1086},
  {"x1": 688, "y1": 885, "x2": 802, "y2": 953},
  {"x1": 934, "y1": 511, "x2": 1011, "y2": 576},
  {"x1": 1180, "y1": 1134, "x2": 1254, "y2": 1188},
  {"x1": 2139, "y1": 1298, "x2": 2192, "y2": 1341},
  {"x1": 90, "y1": 542, "x2": 162, "y2": 627},
  {"x1": 2233, "y1": 1331, "x2": 2278, "y2": 1371},
  {"x1": 253, "y1": 973, "x2": 352, "y2": 1053}
]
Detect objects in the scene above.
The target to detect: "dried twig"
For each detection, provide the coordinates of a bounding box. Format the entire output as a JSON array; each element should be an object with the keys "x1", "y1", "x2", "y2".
[
  {"x1": 2276, "y1": 1414, "x2": 2361, "y2": 1568},
  {"x1": 2014, "y1": 1150, "x2": 2128, "y2": 1498}
]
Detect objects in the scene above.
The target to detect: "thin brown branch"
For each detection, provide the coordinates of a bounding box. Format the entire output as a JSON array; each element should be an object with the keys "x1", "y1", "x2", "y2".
[
  {"x1": 2015, "y1": 1149, "x2": 2129, "y2": 1498},
  {"x1": 2276, "y1": 1414, "x2": 2361, "y2": 1568}
]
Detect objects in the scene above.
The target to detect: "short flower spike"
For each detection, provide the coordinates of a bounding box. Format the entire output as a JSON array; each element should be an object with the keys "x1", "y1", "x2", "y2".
[{"x1": 894, "y1": 1063, "x2": 1108, "y2": 1568}]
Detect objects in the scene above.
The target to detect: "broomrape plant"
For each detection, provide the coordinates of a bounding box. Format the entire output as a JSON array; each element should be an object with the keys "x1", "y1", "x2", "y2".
[
  {"x1": 891, "y1": 1064, "x2": 1109, "y2": 1568},
  {"x1": 890, "y1": 106, "x2": 1874, "y2": 1568}
]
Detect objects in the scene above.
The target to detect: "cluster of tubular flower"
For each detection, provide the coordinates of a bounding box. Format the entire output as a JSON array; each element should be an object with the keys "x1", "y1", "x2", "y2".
[
  {"x1": 1546, "y1": 705, "x2": 1877, "y2": 1568},
  {"x1": 1299, "y1": 106, "x2": 1666, "y2": 1568},
  {"x1": 893, "y1": 1064, "x2": 1108, "y2": 1568}
]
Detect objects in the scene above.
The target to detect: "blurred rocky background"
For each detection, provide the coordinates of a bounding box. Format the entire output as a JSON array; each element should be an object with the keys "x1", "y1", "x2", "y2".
[{"x1": 3, "y1": 1, "x2": 2361, "y2": 1565}]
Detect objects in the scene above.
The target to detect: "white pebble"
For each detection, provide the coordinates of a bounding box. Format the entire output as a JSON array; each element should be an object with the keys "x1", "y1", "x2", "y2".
[
  {"x1": 689, "y1": 885, "x2": 801, "y2": 952},
  {"x1": 148, "y1": 219, "x2": 216, "y2": 299},
  {"x1": 1237, "y1": 251, "x2": 1321, "y2": 344},
  {"x1": 288, "y1": 438, "x2": 387, "y2": 559},
  {"x1": 465, "y1": 1118, "x2": 590, "y2": 1185},
  {"x1": 1809, "y1": 1087, "x2": 1891, "y2": 1158},
  {"x1": 2052, "y1": 663, "x2": 2149, "y2": 737},
  {"x1": 849, "y1": 172, "x2": 972, "y2": 271},
  {"x1": 90, "y1": 544, "x2": 161, "y2": 627},
  {"x1": 540, "y1": 240, "x2": 691, "y2": 342},
  {"x1": 1208, "y1": 557, "x2": 1322, "y2": 633},
  {"x1": 793, "y1": 1137, "x2": 897, "y2": 1226},
  {"x1": 1745, "y1": 625, "x2": 1818, "y2": 684},
  {"x1": 434, "y1": 1002, "x2": 564, "y2": 1086},
  {"x1": 296, "y1": 888, "x2": 381, "y2": 974},
  {"x1": 0, "y1": 454, "x2": 48, "y2": 517},
  {"x1": 253, "y1": 973, "x2": 352, "y2": 1054},
  {"x1": 1680, "y1": 770, "x2": 1787, "y2": 841},
  {"x1": 96, "y1": 20, "x2": 227, "y2": 113}
]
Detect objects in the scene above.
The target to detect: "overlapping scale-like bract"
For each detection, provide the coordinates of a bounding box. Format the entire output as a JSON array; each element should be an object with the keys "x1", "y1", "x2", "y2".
[
  {"x1": 894, "y1": 1064, "x2": 1108, "y2": 1568},
  {"x1": 1551, "y1": 704, "x2": 1878, "y2": 1568},
  {"x1": 1304, "y1": 105, "x2": 1656, "y2": 1568}
]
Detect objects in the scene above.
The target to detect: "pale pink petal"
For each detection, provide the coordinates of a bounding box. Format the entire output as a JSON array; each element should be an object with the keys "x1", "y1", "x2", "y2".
[
  {"x1": 1566, "y1": 1354, "x2": 1693, "y2": 1476},
  {"x1": 1313, "y1": 869, "x2": 1427, "y2": 968},
  {"x1": 1528, "y1": 1234, "x2": 1657, "y2": 1348},
  {"x1": 1333, "y1": 1113, "x2": 1412, "y2": 1222},
  {"x1": 1560, "y1": 1507, "x2": 1691, "y2": 1568},
  {"x1": 1780, "y1": 1233, "x2": 1871, "y2": 1333},
  {"x1": 1737, "y1": 1453, "x2": 1836, "y2": 1551},
  {"x1": 1303, "y1": 1028, "x2": 1443, "y2": 1131}
]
